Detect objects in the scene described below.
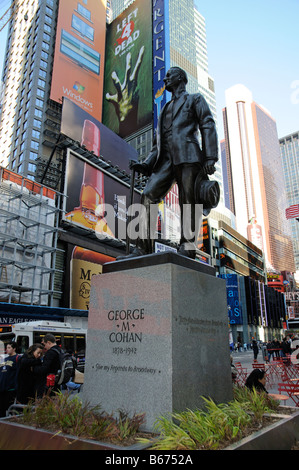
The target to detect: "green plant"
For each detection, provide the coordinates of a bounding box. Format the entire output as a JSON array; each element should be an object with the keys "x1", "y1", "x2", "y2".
[
  {"x1": 18, "y1": 392, "x2": 145, "y2": 443},
  {"x1": 144, "y1": 414, "x2": 198, "y2": 450},
  {"x1": 233, "y1": 386, "x2": 280, "y2": 421},
  {"x1": 116, "y1": 409, "x2": 146, "y2": 441},
  {"x1": 138, "y1": 389, "x2": 280, "y2": 450}
]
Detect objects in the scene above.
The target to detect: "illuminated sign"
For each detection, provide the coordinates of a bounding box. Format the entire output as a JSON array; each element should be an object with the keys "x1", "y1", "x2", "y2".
[
  {"x1": 152, "y1": 0, "x2": 170, "y2": 131},
  {"x1": 219, "y1": 274, "x2": 243, "y2": 325}
]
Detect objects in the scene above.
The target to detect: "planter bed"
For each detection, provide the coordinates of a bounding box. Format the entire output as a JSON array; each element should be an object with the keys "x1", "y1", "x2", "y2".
[
  {"x1": 1, "y1": 408, "x2": 299, "y2": 450},
  {"x1": 0, "y1": 417, "x2": 151, "y2": 450},
  {"x1": 224, "y1": 408, "x2": 299, "y2": 450}
]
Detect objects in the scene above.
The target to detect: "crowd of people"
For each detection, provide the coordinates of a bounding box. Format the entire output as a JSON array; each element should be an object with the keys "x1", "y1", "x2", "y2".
[
  {"x1": 0, "y1": 334, "x2": 80, "y2": 418},
  {"x1": 231, "y1": 335, "x2": 298, "y2": 364}
]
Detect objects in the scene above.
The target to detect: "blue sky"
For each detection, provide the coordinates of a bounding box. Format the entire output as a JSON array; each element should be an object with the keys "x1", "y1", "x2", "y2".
[
  {"x1": 195, "y1": 0, "x2": 299, "y2": 139},
  {"x1": 0, "y1": 0, "x2": 298, "y2": 140}
]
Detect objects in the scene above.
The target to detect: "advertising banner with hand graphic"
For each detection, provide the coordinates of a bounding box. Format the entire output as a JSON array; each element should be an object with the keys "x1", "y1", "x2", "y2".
[{"x1": 102, "y1": 0, "x2": 152, "y2": 137}]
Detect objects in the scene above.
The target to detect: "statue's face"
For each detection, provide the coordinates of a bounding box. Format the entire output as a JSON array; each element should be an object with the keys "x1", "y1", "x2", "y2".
[{"x1": 163, "y1": 68, "x2": 182, "y2": 92}]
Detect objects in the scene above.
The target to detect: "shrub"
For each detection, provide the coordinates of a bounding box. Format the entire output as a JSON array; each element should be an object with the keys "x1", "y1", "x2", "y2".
[
  {"x1": 18, "y1": 392, "x2": 145, "y2": 443},
  {"x1": 138, "y1": 388, "x2": 280, "y2": 450}
]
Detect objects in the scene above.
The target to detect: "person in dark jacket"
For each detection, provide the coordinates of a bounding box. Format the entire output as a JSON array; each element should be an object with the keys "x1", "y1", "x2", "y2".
[
  {"x1": 252, "y1": 340, "x2": 259, "y2": 362},
  {"x1": 16, "y1": 343, "x2": 43, "y2": 404},
  {"x1": 245, "y1": 369, "x2": 268, "y2": 394},
  {"x1": 281, "y1": 337, "x2": 292, "y2": 364},
  {"x1": 0, "y1": 341, "x2": 19, "y2": 417},
  {"x1": 33, "y1": 333, "x2": 61, "y2": 397}
]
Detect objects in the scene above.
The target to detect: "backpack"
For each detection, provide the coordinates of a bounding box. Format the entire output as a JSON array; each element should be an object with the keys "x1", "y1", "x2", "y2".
[{"x1": 54, "y1": 349, "x2": 76, "y2": 386}]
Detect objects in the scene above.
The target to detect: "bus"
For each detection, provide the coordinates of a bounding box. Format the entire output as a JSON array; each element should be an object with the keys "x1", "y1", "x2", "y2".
[{"x1": 0, "y1": 321, "x2": 87, "y2": 369}]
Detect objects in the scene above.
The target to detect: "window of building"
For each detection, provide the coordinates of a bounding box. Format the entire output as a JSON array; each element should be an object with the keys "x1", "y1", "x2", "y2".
[
  {"x1": 28, "y1": 163, "x2": 36, "y2": 172},
  {"x1": 31, "y1": 140, "x2": 39, "y2": 150},
  {"x1": 33, "y1": 119, "x2": 42, "y2": 128},
  {"x1": 29, "y1": 151, "x2": 38, "y2": 160}
]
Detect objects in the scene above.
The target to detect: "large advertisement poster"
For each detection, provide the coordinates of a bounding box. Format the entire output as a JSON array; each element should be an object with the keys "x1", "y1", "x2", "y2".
[
  {"x1": 63, "y1": 150, "x2": 141, "y2": 239},
  {"x1": 69, "y1": 245, "x2": 115, "y2": 310},
  {"x1": 50, "y1": 0, "x2": 106, "y2": 122},
  {"x1": 61, "y1": 98, "x2": 138, "y2": 174},
  {"x1": 102, "y1": 0, "x2": 153, "y2": 137}
]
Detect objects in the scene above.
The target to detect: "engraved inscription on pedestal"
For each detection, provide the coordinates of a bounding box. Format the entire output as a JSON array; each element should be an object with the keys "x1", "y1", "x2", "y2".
[{"x1": 83, "y1": 261, "x2": 233, "y2": 431}]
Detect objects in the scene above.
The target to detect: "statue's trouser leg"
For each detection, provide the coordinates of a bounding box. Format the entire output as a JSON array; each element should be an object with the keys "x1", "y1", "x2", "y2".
[
  {"x1": 174, "y1": 163, "x2": 202, "y2": 254},
  {"x1": 136, "y1": 157, "x2": 201, "y2": 257},
  {"x1": 136, "y1": 155, "x2": 175, "y2": 254}
]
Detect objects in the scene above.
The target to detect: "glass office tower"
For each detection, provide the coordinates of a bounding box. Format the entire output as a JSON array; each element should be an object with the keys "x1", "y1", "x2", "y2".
[
  {"x1": 280, "y1": 131, "x2": 299, "y2": 271},
  {"x1": 223, "y1": 84, "x2": 295, "y2": 273}
]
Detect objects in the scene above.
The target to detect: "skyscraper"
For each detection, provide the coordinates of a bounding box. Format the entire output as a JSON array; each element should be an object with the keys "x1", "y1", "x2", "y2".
[
  {"x1": 280, "y1": 131, "x2": 299, "y2": 271},
  {"x1": 0, "y1": 0, "x2": 62, "y2": 187},
  {"x1": 223, "y1": 84, "x2": 295, "y2": 273}
]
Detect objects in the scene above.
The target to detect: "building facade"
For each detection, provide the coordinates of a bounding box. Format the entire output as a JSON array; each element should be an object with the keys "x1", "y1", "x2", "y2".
[
  {"x1": 280, "y1": 131, "x2": 299, "y2": 272},
  {"x1": 0, "y1": 0, "x2": 63, "y2": 188},
  {"x1": 223, "y1": 84, "x2": 295, "y2": 273}
]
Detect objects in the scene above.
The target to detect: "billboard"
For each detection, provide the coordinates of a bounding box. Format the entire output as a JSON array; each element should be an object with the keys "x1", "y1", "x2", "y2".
[
  {"x1": 152, "y1": 0, "x2": 170, "y2": 131},
  {"x1": 63, "y1": 150, "x2": 141, "y2": 239},
  {"x1": 69, "y1": 245, "x2": 115, "y2": 310},
  {"x1": 102, "y1": 0, "x2": 153, "y2": 137},
  {"x1": 61, "y1": 98, "x2": 138, "y2": 174},
  {"x1": 50, "y1": 0, "x2": 106, "y2": 122},
  {"x1": 219, "y1": 274, "x2": 243, "y2": 325}
]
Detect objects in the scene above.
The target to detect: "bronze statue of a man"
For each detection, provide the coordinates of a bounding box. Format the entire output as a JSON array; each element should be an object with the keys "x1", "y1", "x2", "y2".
[{"x1": 129, "y1": 66, "x2": 219, "y2": 259}]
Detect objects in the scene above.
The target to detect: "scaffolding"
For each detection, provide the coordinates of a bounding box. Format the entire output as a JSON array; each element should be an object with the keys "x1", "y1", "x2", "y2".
[{"x1": 0, "y1": 167, "x2": 63, "y2": 306}]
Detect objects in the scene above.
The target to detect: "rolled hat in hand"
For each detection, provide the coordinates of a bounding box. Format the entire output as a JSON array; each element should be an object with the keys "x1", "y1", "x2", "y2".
[{"x1": 194, "y1": 174, "x2": 220, "y2": 216}]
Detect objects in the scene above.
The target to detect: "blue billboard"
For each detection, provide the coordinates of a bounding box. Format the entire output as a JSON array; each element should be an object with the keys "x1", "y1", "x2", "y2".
[
  {"x1": 152, "y1": 0, "x2": 170, "y2": 132},
  {"x1": 219, "y1": 274, "x2": 243, "y2": 325}
]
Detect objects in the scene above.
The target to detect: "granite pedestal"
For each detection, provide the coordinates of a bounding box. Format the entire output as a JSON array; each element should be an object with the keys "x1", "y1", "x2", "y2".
[{"x1": 83, "y1": 252, "x2": 233, "y2": 432}]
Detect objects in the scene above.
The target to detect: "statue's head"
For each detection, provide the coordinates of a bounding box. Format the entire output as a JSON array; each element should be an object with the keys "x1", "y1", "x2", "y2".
[
  {"x1": 163, "y1": 67, "x2": 188, "y2": 91},
  {"x1": 169, "y1": 67, "x2": 188, "y2": 84}
]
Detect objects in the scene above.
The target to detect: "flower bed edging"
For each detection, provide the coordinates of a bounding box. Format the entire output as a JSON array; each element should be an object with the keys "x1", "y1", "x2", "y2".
[
  {"x1": 224, "y1": 409, "x2": 299, "y2": 450},
  {"x1": 1, "y1": 408, "x2": 299, "y2": 451},
  {"x1": 0, "y1": 418, "x2": 150, "y2": 451}
]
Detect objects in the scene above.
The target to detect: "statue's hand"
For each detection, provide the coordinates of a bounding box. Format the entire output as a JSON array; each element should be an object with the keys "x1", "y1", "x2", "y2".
[
  {"x1": 129, "y1": 160, "x2": 150, "y2": 176},
  {"x1": 203, "y1": 159, "x2": 216, "y2": 175}
]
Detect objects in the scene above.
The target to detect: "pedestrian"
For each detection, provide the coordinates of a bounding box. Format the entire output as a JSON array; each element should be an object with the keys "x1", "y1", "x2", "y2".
[
  {"x1": 245, "y1": 369, "x2": 268, "y2": 394},
  {"x1": 252, "y1": 340, "x2": 259, "y2": 362},
  {"x1": 272, "y1": 338, "x2": 281, "y2": 359},
  {"x1": 62, "y1": 350, "x2": 80, "y2": 394},
  {"x1": 0, "y1": 341, "x2": 19, "y2": 417},
  {"x1": 281, "y1": 337, "x2": 291, "y2": 365},
  {"x1": 16, "y1": 343, "x2": 44, "y2": 404},
  {"x1": 266, "y1": 340, "x2": 274, "y2": 362},
  {"x1": 33, "y1": 333, "x2": 61, "y2": 397}
]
